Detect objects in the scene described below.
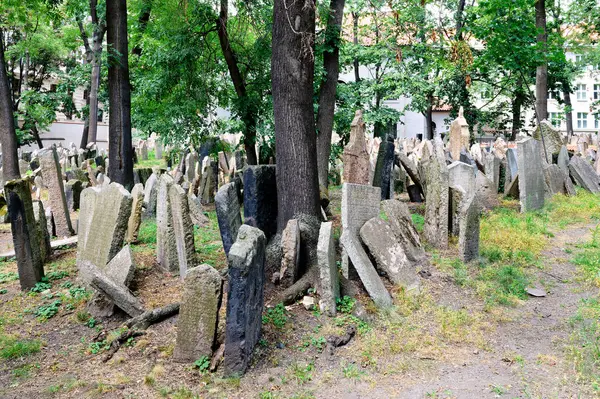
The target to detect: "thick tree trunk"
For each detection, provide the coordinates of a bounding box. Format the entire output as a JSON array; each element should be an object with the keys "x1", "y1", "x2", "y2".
[
  {"x1": 217, "y1": 0, "x2": 258, "y2": 165},
  {"x1": 87, "y1": 55, "x2": 102, "y2": 144},
  {"x1": 107, "y1": 0, "x2": 134, "y2": 190},
  {"x1": 425, "y1": 94, "x2": 434, "y2": 140},
  {"x1": 535, "y1": 0, "x2": 548, "y2": 121},
  {"x1": 316, "y1": 0, "x2": 345, "y2": 190},
  {"x1": 272, "y1": 0, "x2": 321, "y2": 232},
  {"x1": 562, "y1": 80, "x2": 574, "y2": 141},
  {"x1": 0, "y1": 32, "x2": 20, "y2": 180},
  {"x1": 352, "y1": 12, "x2": 360, "y2": 82},
  {"x1": 510, "y1": 85, "x2": 525, "y2": 141}
]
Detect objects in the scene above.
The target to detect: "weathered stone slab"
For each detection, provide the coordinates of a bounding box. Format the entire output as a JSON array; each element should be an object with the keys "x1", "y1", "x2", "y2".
[
  {"x1": 448, "y1": 161, "x2": 476, "y2": 195},
  {"x1": 423, "y1": 139, "x2": 449, "y2": 249},
  {"x1": 102, "y1": 245, "x2": 136, "y2": 288},
  {"x1": 340, "y1": 232, "x2": 393, "y2": 308},
  {"x1": 5, "y1": 179, "x2": 45, "y2": 290},
  {"x1": 505, "y1": 174, "x2": 520, "y2": 199},
  {"x1": 77, "y1": 183, "x2": 133, "y2": 283},
  {"x1": 126, "y1": 183, "x2": 144, "y2": 243},
  {"x1": 449, "y1": 107, "x2": 470, "y2": 160},
  {"x1": 39, "y1": 147, "x2": 74, "y2": 237},
  {"x1": 381, "y1": 200, "x2": 426, "y2": 262},
  {"x1": 360, "y1": 217, "x2": 420, "y2": 290},
  {"x1": 317, "y1": 222, "x2": 339, "y2": 316},
  {"x1": 143, "y1": 173, "x2": 159, "y2": 216},
  {"x1": 343, "y1": 110, "x2": 371, "y2": 185},
  {"x1": 544, "y1": 164, "x2": 568, "y2": 197},
  {"x1": 32, "y1": 200, "x2": 51, "y2": 263},
  {"x1": 86, "y1": 263, "x2": 144, "y2": 317},
  {"x1": 157, "y1": 174, "x2": 178, "y2": 273},
  {"x1": 456, "y1": 187, "x2": 480, "y2": 262},
  {"x1": 224, "y1": 225, "x2": 266, "y2": 377},
  {"x1": 169, "y1": 184, "x2": 196, "y2": 277},
  {"x1": 280, "y1": 219, "x2": 301, "y2": 284},
  {"x1": 396, "y1": 150, "x2": 423, "y2": 199},
  {"x1": 506, "y1": 148, "x2": 518, "y2": 181},
  {"x1": 569, "y1": 155, "x2": 600, "y2": 193},
  {"x1": 483, "y1": 152, "x2": 501, "y2": 193},
  {"x1": 199, "y1": 160, "x2": 217, "y2": 204},
  {"x1": 188, "y1": 193, "x2": 209, "y2": 227},
  {"x1": 64, "y1": 179, "x2": 83, "y2": 211},
  {"x1": 174, "y1": 264, "x2": 223, "y2": 363},
  {"x1": 243, "y1": 165, "x2": 277, "y2": 239},
  {"x1": 215, "y1": 182, "x2": 242, "y2": 256},
  {"x1": 341, "y1": 183, "x2": 381, "y2": 235},
  {"x1": 517, "y1": 138, "x2": 545, "y2": 212},
  {"x1": 533, "y1": 120, "x2": 564, "y2": 163},
  {"x1": 476, "y1": 172, "x2": 499, "y2": 210},
  {"x1": 373, "y1": 139, "x2": 395, "y2": 200}
]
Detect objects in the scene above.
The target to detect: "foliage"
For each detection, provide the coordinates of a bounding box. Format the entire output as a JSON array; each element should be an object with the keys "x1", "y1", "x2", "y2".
[
  {"x1": 0, "y1": 335, "x2": 41, "y2": 359},
  {"x1": 35, "y1": 300, "x2": 61, "y2": 321},
  {"x1": 193, "y1": 356, "x2": 210, "y2": 373},
  {"x1": 262, "y1": 303, "x2": 288, "y2": 329}
]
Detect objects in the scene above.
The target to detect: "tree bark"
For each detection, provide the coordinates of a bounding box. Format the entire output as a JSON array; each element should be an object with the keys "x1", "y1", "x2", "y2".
[
  {"x1": 425, "y1": 94, "x2": 434, "y2": 140},
  {"x1": 80, "y1": 94, "x2": 91, "y2": 149},
  {"x1": 107, "y1": 0, "x2": 134, "y2": 190},
  {"x1": 217, "y1": 0, "x2": 258, "y2": 165},
  {"x1": 272, "y1": 0, "x2": 321, "y2": 232},
  {"x1": 562, "y1": 79, "x2": 573, "y2": 141},
  {"x1": 510, "y1": 84, "x2": 525, "y2": 141},
  {"x1": 315, "y1": 0, "x2": 345, "y2": 190},
  {"x1": 87, "y1": 0, "x2": 106, "y2": 145},
  {"x1": 352, "y1": 12, "x2": 360, "y2": 82},
  {"x1": 0, "y1": 31, "x2": 20, "y2": 180},
  {"x1": 535, "y1": 0, "x2": 548, "y2": 121}
]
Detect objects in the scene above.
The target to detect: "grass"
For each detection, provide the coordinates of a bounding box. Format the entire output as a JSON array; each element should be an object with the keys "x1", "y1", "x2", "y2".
[
  {"x1": 194, "y1": 211, "x2": 227, "y2": 270},
  {"x1": 0, "y1": 334, "x2": 42, "y2": 359},
  {"x1": 135, "y1": 150, "x2": 166, "y2": 169},
  {"x1": 137, "y1": 219, "x2": 158, "y2": 246}
]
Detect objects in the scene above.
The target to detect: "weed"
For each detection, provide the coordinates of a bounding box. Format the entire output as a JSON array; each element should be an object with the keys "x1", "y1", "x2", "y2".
[
  {"x1": 60, "y1": 281, "x2": 73, "y2": 288},
  {"x1": 30, "y1": 281, "x2": 52, "y2": 293},
  {"x1": 263, "y1": 303, "x2": 288, "y2": 328},
  {"x1": 342, "y1": 362, "x2": 364, "y2": 379},
  {"x1": 69, "y1": 286, "x2": 89, "y2": 300},
  {"x1": 0, "y1": 272, "x2": 18, "y2": 284},
  {"x1": 0, "y1": 289, "x2": 7, "y2": 294},
  {"x1": 289, "y1": 362, "x2": 314, "y2": 385},
  {"x1": 88, "y1": 340, "x2": 110, "y2": 354},
  {"x1": 259, "y1": 391, "x2": 277, "y2": 399},
  {"x1": 490, "y1": 384, "x2": 505, "y2": 395},
  {"x1": 46, "y1": 270, "x2": 69, "y2": 281},
  {"x1": 336, "y1": 296, "x2": 356, "y2": 314},
  {"x1": 11, "y1": 362, "x2": 39, "y2": 379},
  {"x1": 311, "y1": 336, "x2": 326, "y2": 352},
  {"x1": 35, "y1": 300, "x2": 61, "y2": 320},
  {"x1": 411, "y1": 213, "x2": 425, "y2": 232},
  {"x1": 193, "y1": 356, "x2": 210, "y2": 373},
  {"x1": 138, "y1": 220, "x2": 158, "y2": 246},
  {"x1": 0, "y1": 335, "x2": 41, "y2": 359}
]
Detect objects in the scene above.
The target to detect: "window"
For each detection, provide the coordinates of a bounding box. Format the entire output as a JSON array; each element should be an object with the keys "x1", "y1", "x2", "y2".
[
  {"x1": 549, "y1": 112, "x2": 561, "y2": 127},
  {"x1": 83, "y1": 90, "x2": 89, "y2": 100},
  {"x1": 577, "y1": 112, "x2": 588, "y2": 129},
  {"x1": 97, "y1": 109, "x2": 103, "y2": 122},
  {"x1": 481, "y1": 87, "x2": 493, "y2": 100},
  {"x1": 49, "y1": 84, "x2": 57, "y2": 92},
  {"x1": 594, "y1": 84, "x2": 600, "y2": 100},
  {"x1": 575, "y1": 54, "x2": 584, "y2": 64},
  {"x1": 576, "y1": 84, "x2": 587, "y2": 101},
  {"x1": 548, "y1": 90, "x2": 560, "y2": 100},
  {"x1": 595, "y1": 114, "x2": 600, "y2": 129}
]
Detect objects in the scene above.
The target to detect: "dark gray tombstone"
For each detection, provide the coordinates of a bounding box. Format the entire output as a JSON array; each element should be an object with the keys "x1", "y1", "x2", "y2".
[
  {"x1": 243, "y1": 165, "x2": 277, "y2": 239},
  {"x1": 215, "y1": 182, "x2": 243, "y2": 256},
  {"x1": 372, "y1": 139, "x2": 395, "y2": 200}
]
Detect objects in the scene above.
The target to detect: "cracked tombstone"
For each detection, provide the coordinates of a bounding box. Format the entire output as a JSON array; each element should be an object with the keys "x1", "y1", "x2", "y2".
[
  {"x1": 174, "y1": 264, "x2": 223, "y2": 363},
  {"x1": 39, "y1": 147, "x2": 74, "y2": 237},
  {"x1": 224, "y1": 225, "x2": 266, "y2": 377},
  {"x1": 569, "y1": 155, "x2": 600, "y2": 193}
]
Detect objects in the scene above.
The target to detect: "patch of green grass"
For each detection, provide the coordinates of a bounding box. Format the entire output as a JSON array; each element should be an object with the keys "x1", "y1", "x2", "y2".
[
  {"x1": 137, "y1": 219, "x2": 157, "y2": 246},
  {"x1": 30, "y1": 281, "x2": 52, "y2": 293},
  {"x1": 567, "y1": 296, "x2": 600, "y2": 392},
  {"x1": 263, "y1": 303, "x2": 288, "y2": 329},
  {"x1": 546, "y1": 190, "x2": 600, "y2": 228},
  {"x1": 0, "y1": 335, "x2": 42, "y2": 359},
  {"x1": 11, "y1": 362, "x2": 39, "y2": 379},
  {"x1": 35, "y1": 300, "x2": 61, "y2": 321},
  {"x1": 476, "y1": 264, "x2": 529, "y2": 307},
  {"x1": 45, "y1": 270, "x2": 69, "y2": 281},
  {"x1": 336, "y1": 295, "x2": 356, "y2": 314},
  {"x1": 0, "y1": 271, "x2": 18, "y2": 284},
  {"x1": 194, "y1": 212, "x2": 227, "y2": 270},
  {"x1": 572, "y1": 225, "x2": 600, "y2": 287},
  {"x1": 411, "y1": 213, "x2": 424, "y2": 233},
  {"x1": 288, "y1": 362, "x2": 314, "y2": 385},
  {"x1": 193, "y1": 356, "x2": 210, "y2": 373},
  {"x1": 342, "y1": 362, "x2": 364, "y2": 379}
]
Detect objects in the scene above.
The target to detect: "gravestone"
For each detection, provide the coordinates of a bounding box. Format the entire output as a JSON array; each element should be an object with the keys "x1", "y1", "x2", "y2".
[
  {"x1": 448, "y1": 161, "x2": 476, "y2": 195},
  {"x1": 243, "y1": 165, "x2": 277, "y2": 239},
  {"x1": 517, "y1": 138, "x2": 545, "y2": 212},
  {"x1": 381, "y1": 200, "x2": 427, "y2": 264},
  {"x1": 372, "y1": 139, "x2": 395, "y2": 200},
  {"x1": 126, "y1": 183, "x2": 144, "y2": 243},
  {"x1": 360, "y1": 217, "x2": 420, "y2": 290},
  {"x1": 569, "y1": 155, "x2": 600, "y2": 193},
  {"x1": 342, "y1": 110, "x2": 371, "y2": 184},
  {"x1": 140, "y1": 141, "x2": 148, "y2": 160},
  {"x1": 395, "y1": 151, "x2": 424, "y2": 199},
  {"x1": 169, "y1": 184, "x2": 197, "y2": 277},
  {"x1": 280, "y1": 219, "x2": 301, "y2": 285},
  {"x1": 476, "y1": 171, "x2": 500, "y2": 210},
  {"x1": 224, "y1": 225, "x2": 266, "y2": 376},
  {"x1": 156, "y1": 174, "x2": 178, "y2": 273},
  {"x1": 453, "y1": 186, "x2": 480, "y2": 262},
  {"x1": 423, "y1": 139, "x2": 449, "y2": 249},
  {"x1": 32, "y1": 200, "x2": 51, "y2": 263},
  {"x1": 188, "y1": 193, "x2": 210, "y2": 227},
  {"x1": 557, "y1": 146, "x2": 569, "y2": 175},
  {"x1": 199, "y1": 160, "x2": 217, "y2": 204},
  {"x1": 215, "y1": 182, "x2": 243, "y2": 256},
  {"x1": 483, "y1": 152, "x2": 501, "y2": 192},
  {"x1": 64, "y1": 179, "x2": 83, "y2": 211},
  {"x1": 5, "y1": 179, "x2": 45, "y2": 290},
  {"x1": 155, "y1": 140, "x2": 163, "y2": 159},
  {"x1": 174, "y1": 264, "x2": 223, "y2": 363},
  {"x1": 39, "y1": 147, "x2": 74, "y2": 237},
  {"x1": 449, "y1": 106, "x2": 470, "y2": 160},
  {"x1": 317, "y1": 222, "x2": 339, "y2": 317},
  {"x1": 533, "y1": 120, "x2": 563, "y2": 163},
  {"x1": 77, "y1": 183, "x2": 133, "y2": 283},
  {"x1": 143, "y1": 173, "x2": 159, "y2": 216},
  {"x1": 104, "y1": 245, "x2": 136, "y2": 287}
]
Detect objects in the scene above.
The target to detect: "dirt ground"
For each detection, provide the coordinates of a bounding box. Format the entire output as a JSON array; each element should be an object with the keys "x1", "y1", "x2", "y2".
[{"x1": 0, "y1": 194, "x2": 598, "y2": 399}]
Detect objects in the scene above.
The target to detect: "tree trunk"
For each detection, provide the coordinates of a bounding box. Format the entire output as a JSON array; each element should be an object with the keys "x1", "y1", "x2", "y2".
[
  {"x1": 0, "y1": 31, "x2": 20, "y2": 180},
  {"x1": 217, "y1": 0, "x2": 258, "y2": 165},
  {"x1": 80, "y1": 93, "x2": 91, "y2": 149},
  {"x1": 31, "y1": 125, "x2": 43, "y2": 149},
  {"x1": 510, "y1": 84, "x2": 525, "y2": 141},
  {"x1": 87, "y1": 20, "x2": 106, "y2": 145},
  {"x1": 316, "y1": 0, "x2": 345, "y2": 190},
  {"x1": 425, "y1": 94, "x2": 434, "y2": 140},
  {"x1": 272, "y1": 0, "x2": 321, "y2": 232},
  {"x1": 107, "y1": 0, "x2": 134, "y2": 190},
  {"x1": 562, "y1": 79, "x2": 573, "y2": 141},
  {"x1": 352, "y1": 12, "x2": 360, "y2": 82},
  {"x1": 535, "y1": 0, "x2": 548, "y2": 121}
]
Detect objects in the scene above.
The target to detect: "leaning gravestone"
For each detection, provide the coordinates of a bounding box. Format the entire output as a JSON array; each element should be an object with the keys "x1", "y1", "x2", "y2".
[
  {"x1": 156, "y1": 174, "x2": 179, "y2": 273},
  {"x1": 169, "y1": 184, "x2": 197, "y2": 277},
  {"x1": 372, "y1": 138, "x2": 395, "y2": 200},
  {"x1": 174, "y1": 264, "x2": 223, "y2": 363},
  {"x1": 506, "y1": 149, "x2": 518, "y2": 181},
  {"x1": 317, "y1": 221, "x2": 339, "y2": 317},
  {"x1": 77, "y1": 183, "x2": 133, "y2": 283},
  {"x1": 39, "y1": 147, "x2": 74, "y2": 237},
  {"x1": 215, "y1": 182, "x2": 243, "y2": 256},
  {"x1": 64, "y1": 179, "x2": 83, "y2": 212},
  {"x1": 533, "y1": 120, "x2": 563, "y2": 163},
  {"x1": 483, "y1": 152, "x2": 501, "y2": 193},
  {"x1": 517, "y1": 138, "x2": 545, "y2": 212},
  {"x1": 450, "y1": 186, "x2": 480, "y2": 262},
  {"x1": 143, "y1": 172, "x2": 159, "y2": 216},
  {"x1": 423, "y1": 138, "x2": 449, "y2": 249},
  {"x1": 557, "y1": 146, "x2": 570, "y2": 175},
  {"x1": 569, "y1": 155, "x2": 600, "y2": 193},
  {"x1": 188, "y1": 193, "x2": 209, "y2": 227},
  {"x1": 32, "y1": 200, "x2": 52, "y2": 263},
  {"x1": 5, "y1": 179, "x2": 45, "y2": 290},
  {"x1": 224, "y1": 225, "x2": 266, "y2": 377},
  {"x1": 126, "y1": 183, "x2": 144, "y2": 243},
  {"x1": 343, "y1": 110, "x2": 371, "y2": 185},
  {"x1": 243, "y1": 165, "x2": 277, "y2": 239}
]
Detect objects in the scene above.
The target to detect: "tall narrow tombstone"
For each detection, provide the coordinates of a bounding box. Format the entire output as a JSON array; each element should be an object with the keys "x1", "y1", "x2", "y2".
[
  {"x1": 423, "y1": 139, "x2": 449, "y2": 249},
  {"x1": 317, "y1": 222, "x2": 339, "y2": 316},
  {"x1": 5, "y1": 179, "x2": 45, "y2": 289},
  {"x1": 483, "y1": 152, "x2": 501, "y2": 192},
  {"x1": 224, "y1": 225, "x2": 266, "y2": 376},
  {"x1": 449, "y1": 106, "x2": 470, "y2": 160},
  {"x1": 32, "y1": 200, "x2": 51, "y2": 263},
  {"x1": 39, "y1": 147, "x2": 74, "y2": 237},
  {"x1": 126, "y1": 183, "x2": 144, "y2": 243},
  {"x1": 64, "y1": 179, "x2": 83, "y2": 212},
  {"x1": 156, "y1": 174, "x2": 178, "y2": 273},
  {"x1": 174, "y1": 264, "x2": 223, "y2": 363},
  {"x1": 517, "y1": 138, "x2": 545, "y2": 212},
  {"x1": 243, "y1": 165, "x2": 277, "y2": 239},
  {"x1": 456, "y1": 188, "x2": 480, "y2": 262},
  {"x1": 169, "y1": 184, "x2": 197, "y2": 277},
  {"x1": 199, "y1": 160, "x2": 217, "y2": 204},
  {"x1": 372, "y1": 138, "x2": 395, "y2": 200},
  {"x1": 342, "y1": 110, "x2": 371, "y2": 184},
  {"x1": 280, "y1": 219, "x2": 301, "y2": 285},
  {"x1": 215, "y1": 182, "x2": 242, "y2": 256},
  {"x1": 77, "y1": 183, "x2": 133, "y2": 283},
  {"x1": 143, "y1": 173, "x2": 159, "y2": 216}
]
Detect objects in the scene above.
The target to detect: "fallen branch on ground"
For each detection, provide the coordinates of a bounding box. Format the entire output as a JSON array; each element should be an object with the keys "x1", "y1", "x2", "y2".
[
  {"x1": 102, "y1": 330, "x2": 146, "y2": 362},
  {"x1": 122, "y1": 303, "x2": 180, "y2": 330}
]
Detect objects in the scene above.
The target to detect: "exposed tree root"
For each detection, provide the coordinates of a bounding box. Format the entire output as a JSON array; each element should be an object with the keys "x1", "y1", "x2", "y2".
[
  {"x1": 326, "y1": 324, "x2": 356, "y2": 355},
  {"x1": 102, "y1": 330, "x2": 146, "y2": 362},
  {"x1": 278, "y1": 267, "x2": 318, "y2": 305},
  {"x1": 122, "y1": 302, "x2": 180, "y2": 330}
]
